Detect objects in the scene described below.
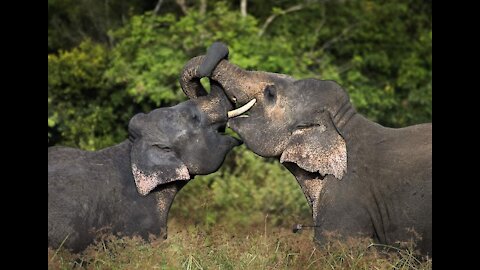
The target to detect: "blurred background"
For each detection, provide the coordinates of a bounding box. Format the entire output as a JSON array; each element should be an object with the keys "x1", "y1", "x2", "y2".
[{"x1": 48, "y1": 0, "x2": 431, "y2": 232}]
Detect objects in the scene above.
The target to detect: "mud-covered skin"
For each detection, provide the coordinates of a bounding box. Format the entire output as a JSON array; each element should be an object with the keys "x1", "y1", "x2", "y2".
[
  {"x1": 48, "y1": 80, "x2": 239, "y2": 252},
  {"x1": 182, "y1": 43, "x2": 432, "y2": 255}
]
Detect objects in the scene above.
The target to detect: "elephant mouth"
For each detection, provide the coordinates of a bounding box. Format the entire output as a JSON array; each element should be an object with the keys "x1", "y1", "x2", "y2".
[
  {"x1": 213, "y1": 121, "x2": 243, "y2": 146},
  {"x1": 216, "y1": 122, "x2": 227, "y2": 133}
]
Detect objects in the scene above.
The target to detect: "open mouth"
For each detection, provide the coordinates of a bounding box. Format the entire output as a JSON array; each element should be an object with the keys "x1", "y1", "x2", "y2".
[
  {"x1": 216, "y1": 123, "x2": 227, "y2": 133},
  {"x1": 212, "y1": 121, "x2": 242, "y2": 144}
]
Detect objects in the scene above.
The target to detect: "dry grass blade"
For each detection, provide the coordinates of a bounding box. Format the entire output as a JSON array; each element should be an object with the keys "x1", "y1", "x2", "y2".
[
  {"x1": 48, "y1": 222, "x2": 431, "y2": 269},
  {"x1": 49, "y1": 234, "x2": 70, "y2": 262}
]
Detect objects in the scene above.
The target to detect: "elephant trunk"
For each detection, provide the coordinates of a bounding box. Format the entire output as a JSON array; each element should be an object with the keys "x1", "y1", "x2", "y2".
[
  {"x1": 180, "y1": 56, "x2": 265, "y2": 106},
  {"x1": 180, "y1": 56, "x2": 209, "y2": 99}
]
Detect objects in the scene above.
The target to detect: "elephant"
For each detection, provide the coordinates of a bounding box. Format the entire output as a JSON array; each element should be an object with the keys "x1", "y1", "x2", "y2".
[
  {"x1": 180, "y1": 43, "x2": 432, "y2": 255},
  {"x1": 48, "y1": 49, "x2": 239, "y2": 252}
]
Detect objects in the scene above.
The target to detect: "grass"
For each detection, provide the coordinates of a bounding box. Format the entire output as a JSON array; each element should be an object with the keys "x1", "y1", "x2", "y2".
[{"x1": 48, "y1": 219, "x2": 432, "y2": 269}]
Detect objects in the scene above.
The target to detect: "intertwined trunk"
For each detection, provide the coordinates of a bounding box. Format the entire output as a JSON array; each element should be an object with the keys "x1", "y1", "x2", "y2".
[{"x1": 180, "y1": 56, "x2": 261, "y2": 105}]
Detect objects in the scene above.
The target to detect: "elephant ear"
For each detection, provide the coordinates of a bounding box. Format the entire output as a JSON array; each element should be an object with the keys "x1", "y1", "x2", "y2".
[
  {"x1": 280, "y1": 114, "x2": 347, "y2": 180},
  {"x1": 130, "y1": 140, "x2": 190, "y2": 196}
]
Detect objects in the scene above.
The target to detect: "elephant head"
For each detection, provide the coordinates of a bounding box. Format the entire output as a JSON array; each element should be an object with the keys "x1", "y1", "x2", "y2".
[
  {"x1": 180, "y1": 43, "x2": 353, "y2": 180},
  {"x1": 128, "y1": 81, "x2": 240, "y2": 195}
]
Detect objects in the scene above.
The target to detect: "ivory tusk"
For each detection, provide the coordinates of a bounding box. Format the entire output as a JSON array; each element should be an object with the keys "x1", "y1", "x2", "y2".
[{"x1": 227, "y1": 98, "x2": 256, "y2": 118}]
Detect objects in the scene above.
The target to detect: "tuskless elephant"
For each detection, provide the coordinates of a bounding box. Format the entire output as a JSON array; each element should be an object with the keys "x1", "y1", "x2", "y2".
[
  {"x1": 181, "y1": 42, "x2": 432, "y2": 255},
  {"x1": 48, "y1": 50, "x2": 240, "y2": 252}
]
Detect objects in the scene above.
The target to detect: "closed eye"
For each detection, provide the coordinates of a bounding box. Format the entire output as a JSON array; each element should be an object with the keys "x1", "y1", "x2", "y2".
[
  {"x1": 293, "y1": 123, "x2": 326, "y2": 134},
  {"x1": 192, "y1": 113, "x2": 200, "y2": 122},
  {"x1": 188, "y1": 111, "x2": 202, "y2": 126},
  {"x1": 296, "y1": 123, "x2": 314, "y2": 129},
  {"x1": 154, "y1": 144, "x2": 172, "y2": 152},
  {"x1": 295, "y1": 123, "x2": 321, "y2": 130}
]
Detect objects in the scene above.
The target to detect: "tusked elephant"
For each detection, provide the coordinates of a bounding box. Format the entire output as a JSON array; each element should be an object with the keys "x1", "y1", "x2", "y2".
[
  {"x1": 48, "y1": 49, "x2": 240, "y2": 252},
  {"x1": 181, "y1": 43, "x2": 432, "y2": 255}
]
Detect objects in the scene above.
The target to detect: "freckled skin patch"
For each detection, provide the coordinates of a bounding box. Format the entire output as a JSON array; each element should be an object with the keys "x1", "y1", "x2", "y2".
[
  {"x1": 283, "y1": 163, "x2": 326, "y2": 222},
  {"x1": 155, "y1": 184, "x2": 179, "y2": 214},
  {"x1": 265, "y1": 100, "x2": 286, "y2": 122},
  {"x1": 153, "y1": 183, "x2": 184, "y2": 239},
  {"x1": 303, "y1": 179, "x2": 324, "y2": 221},
  {"x1": 280, "y1": 126, "x2": 347, "y2": 180},
  {"x1": 132, "y1": 164, "x2": 190, "y2": 196}
]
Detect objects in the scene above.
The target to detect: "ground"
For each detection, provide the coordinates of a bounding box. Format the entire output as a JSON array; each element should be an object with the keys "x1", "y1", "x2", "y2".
[{"x1": 48, "y1": 219, "x2": 431, "y2": 269}]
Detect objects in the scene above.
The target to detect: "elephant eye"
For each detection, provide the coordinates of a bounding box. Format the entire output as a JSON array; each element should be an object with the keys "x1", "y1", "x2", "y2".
[
  {"x1": 191, "y1": 112, "x2": 201, "y2": 124},
  {"x1": 264, "y1": 85, "x2": 277, "y2": 103},
  {"x1": 154, "y1": 144, "x2": 172, "y2": 152}
]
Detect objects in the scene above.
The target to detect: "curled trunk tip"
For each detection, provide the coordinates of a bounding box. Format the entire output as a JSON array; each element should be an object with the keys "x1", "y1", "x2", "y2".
[{"x1": 180, "y1": 56, "x2": 208, "y2": 99}]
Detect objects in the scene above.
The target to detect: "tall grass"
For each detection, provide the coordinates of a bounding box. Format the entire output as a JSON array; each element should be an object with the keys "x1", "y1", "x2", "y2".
[{"x1": 48, "y1": 219, "x2": 431, "y2": 269}]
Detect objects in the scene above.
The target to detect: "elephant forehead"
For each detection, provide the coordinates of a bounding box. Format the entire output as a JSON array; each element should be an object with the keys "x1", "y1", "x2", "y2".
[
  {"x1": 153, "y1": 110, "x2": 191, "y2": 132},
  {"x1": 246, "y1": 81, "x2": 270, "y2": 98},
  {"x1": 196, "y1": 98, "x2": 225, "y2": 123}
]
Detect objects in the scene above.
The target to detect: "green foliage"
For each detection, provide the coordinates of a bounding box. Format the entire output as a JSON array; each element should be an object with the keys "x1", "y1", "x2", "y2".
[
  {"x1": 48, "y1": 0, "x2": 431, "y2": 231},
  {"x1": 171, "y1": 147, "x2": 311, "y2": 228},
  {"x1": 106, "y1": 13, "x2": 188, "y2": 106},
  {"x1": 48, "y1": 40, "x2": 132, "y2": 150}
]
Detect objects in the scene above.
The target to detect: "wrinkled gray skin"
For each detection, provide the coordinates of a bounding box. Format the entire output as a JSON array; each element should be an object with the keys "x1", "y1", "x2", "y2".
[
  {"x1": 181, "y1": 43, "x2": 432, "y2": 255},
  {"x1": 48, "y1": 64, "x2": 239, "y2": 251}
]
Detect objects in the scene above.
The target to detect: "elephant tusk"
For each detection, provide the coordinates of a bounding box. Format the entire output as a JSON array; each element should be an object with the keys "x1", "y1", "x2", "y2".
[{"x1": 228, "y1": 98, "x2": 256, "y2": 118}]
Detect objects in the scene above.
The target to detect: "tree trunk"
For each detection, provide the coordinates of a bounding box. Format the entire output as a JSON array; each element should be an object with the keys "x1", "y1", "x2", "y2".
[
  {"x1": 200, "y1": 0, "x2": 207, "y2": 16},
  {"x1": 241, "y1": 0, "x2": 247, "y2": 17},
  {"x1": 175, "y1": 0, "x2": 189, "y2": 15},
  {"x1": 153, "y1": 0, "x2": 164, "y2": 14}
]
